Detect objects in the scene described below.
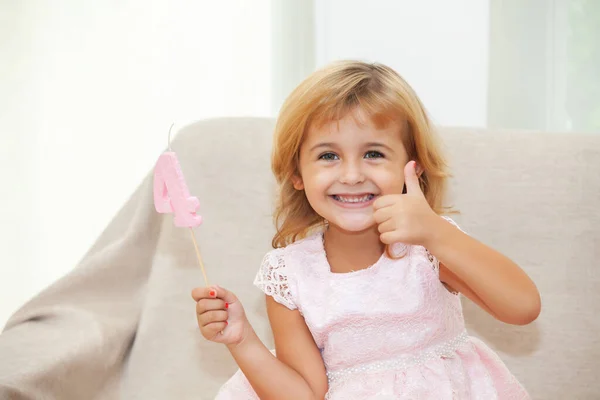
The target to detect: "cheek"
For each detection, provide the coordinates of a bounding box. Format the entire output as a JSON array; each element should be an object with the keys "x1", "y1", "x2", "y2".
[
  {"x1": 374, "y1": 165, "x2": 405, "y2": 193},
  {"x1": 302, "y1": 166, "x2": 334, "y2": 193}
]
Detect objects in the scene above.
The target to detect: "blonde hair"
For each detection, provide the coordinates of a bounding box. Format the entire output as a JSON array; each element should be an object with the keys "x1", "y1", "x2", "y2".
[{"x1": 271, "y1": 60, "x2": 452, "y2": 249}]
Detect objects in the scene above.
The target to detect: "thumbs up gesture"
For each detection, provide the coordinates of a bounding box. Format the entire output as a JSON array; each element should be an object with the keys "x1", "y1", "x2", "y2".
[{"x1": 373, "y1": 161, "x2": 440, "y2": 246}]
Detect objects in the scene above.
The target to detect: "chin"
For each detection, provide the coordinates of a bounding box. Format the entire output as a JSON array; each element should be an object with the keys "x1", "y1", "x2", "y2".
[{"x1": 328, "y1": 216, "x2": 377, "y2": 234}]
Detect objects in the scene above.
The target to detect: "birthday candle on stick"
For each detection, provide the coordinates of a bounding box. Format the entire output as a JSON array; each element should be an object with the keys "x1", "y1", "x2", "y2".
[{"x1": 153, "y1": 125, "x2": 209, "y2": 286}]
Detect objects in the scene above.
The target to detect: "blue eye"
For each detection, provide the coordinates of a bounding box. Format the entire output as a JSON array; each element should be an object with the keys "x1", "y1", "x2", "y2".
[
  {"x1": 319, "y1": 152, "x2": 339, "y2": 161},
  {"x1": 365, "y1": 150, "x2": 384, "y2": 159}
]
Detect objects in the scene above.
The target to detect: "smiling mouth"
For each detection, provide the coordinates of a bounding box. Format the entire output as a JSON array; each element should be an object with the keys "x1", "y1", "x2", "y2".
[{"x1": 331, "y1": 194, "x2": 376, "y2": 203}]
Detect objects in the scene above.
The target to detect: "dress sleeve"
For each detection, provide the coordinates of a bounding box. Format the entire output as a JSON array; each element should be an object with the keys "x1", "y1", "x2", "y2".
[
  {"x1": 253, "y1": 250, "x2": 297, "y2": 310},
  {"x1": 425, "y1": 216, "x2": 466, "y2": 274},
  {"x1": 441, "y1": 216, "x2": 465, "y2": 233}
]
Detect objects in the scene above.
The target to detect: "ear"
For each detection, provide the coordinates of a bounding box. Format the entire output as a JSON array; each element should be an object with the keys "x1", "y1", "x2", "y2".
[
  {"x1": 415, "y1": 162, "x2": 424, "y2": 177},
  {"x1": 291, "y1": 174, "x2": 304, "y2": 190}
]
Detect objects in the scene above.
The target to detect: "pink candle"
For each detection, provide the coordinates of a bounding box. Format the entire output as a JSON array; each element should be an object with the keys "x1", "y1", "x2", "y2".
[{"x1": 153, "y1": 151, "x2": 203, "y2": 228}]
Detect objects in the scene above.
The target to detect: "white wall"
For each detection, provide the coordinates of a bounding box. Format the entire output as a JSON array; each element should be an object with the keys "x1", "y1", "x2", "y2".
[
  {"x1": 0, "y1": 1, "x2": 37, "y2": 330},
  {"x1": 314, "y1": 0, "x2": 490, "y2": 127},
  {"x1": 0, "y1": 0, "x2": 272, "y2": 328}
]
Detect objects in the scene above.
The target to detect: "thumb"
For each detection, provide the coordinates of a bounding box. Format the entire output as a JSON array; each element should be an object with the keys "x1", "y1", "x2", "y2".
[
  {"x1": 213, "y1": 285, "x2": 239, "y2": 304},
  {"x1": 404, "y1": 161, "x2": 422, "y2": 195}
]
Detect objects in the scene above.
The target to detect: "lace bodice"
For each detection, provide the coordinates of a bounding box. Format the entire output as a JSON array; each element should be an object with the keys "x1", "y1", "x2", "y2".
[{"x1": 254, "y1": 229, "x2": 467, "y2": 379}]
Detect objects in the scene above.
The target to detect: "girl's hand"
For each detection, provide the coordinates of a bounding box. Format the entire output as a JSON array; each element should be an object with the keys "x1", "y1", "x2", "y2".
[
  {"x1": 191, "y1": 285, "x2": 249, "y2": 346},
  {"x1": 373, "y1": 161, "x2": 442, "y2": 246}
]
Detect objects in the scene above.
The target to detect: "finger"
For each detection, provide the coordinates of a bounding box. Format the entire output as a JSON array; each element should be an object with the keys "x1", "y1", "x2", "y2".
[
  {"x1": 196, "y1": 298, "x2": 228, "y2": 314},
  {"x1": 191, "y1": 286, "x2": 219, "y2": 301},
  {"x1": 377, "y1": 219, "x2": 396, "y2": 234},
  {"x1": 373, "y1": 194, "x2": 399, "y2": 210},
  {"x1": 197, "y1": 309, "x2": 229, "y2": 327},
  {"x1": 404, "y1": 161, "x2": 423, "y2": 195},
  {"x1": 379, "y1": 231, "x2": 397, "y2": 245},
  {"x1": 203, "y1": 321, "x2": 228, "y2": 339},
  {"x1": 373, "y1": 207, "x2": 393, "y2": 224},
  {"x1": 212, "y1": 285, "x2": 239, "y2": 305}
]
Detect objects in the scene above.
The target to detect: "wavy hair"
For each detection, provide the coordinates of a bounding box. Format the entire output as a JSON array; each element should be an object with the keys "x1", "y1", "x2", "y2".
[{"x1": 271, "y1": 60, "x2": 452, "y2": 249}]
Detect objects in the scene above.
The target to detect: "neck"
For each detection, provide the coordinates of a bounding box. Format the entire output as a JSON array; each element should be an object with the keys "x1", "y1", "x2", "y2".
[{"x1": 323, "y1": 224, "x2": 385, "y2": 273}]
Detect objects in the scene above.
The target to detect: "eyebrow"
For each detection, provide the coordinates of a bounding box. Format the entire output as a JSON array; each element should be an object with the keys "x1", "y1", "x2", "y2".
[
  {"x1": 309, "y1": 142, "x2": 337, "y2": 152},
  {"x1": 309, "y1": 141, "x2": 394, "y2": 153},
  {"x1": 365, "y1": 142, "x2": 394, "y2": 152}
]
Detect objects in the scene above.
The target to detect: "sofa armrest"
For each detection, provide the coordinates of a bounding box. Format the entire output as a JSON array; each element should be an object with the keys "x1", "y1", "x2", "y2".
[{"x1": 0, "y1": 174, "x2": 160, "y2": 399}]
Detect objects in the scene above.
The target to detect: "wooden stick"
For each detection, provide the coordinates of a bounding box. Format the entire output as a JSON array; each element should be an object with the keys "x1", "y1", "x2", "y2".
[{"x1": 188, "y1": 228, "x2": 209, "y2": 286}]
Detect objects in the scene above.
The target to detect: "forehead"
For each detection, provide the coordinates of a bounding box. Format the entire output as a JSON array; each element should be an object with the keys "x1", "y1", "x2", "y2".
[{"x1": 305, "y1": 108, "x2": 405, "y2": 145}]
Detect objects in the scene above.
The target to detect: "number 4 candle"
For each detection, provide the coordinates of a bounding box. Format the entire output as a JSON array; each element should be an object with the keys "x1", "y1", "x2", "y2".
[{"x1": 153, "y1": 124, "x2": 209, "y2": 286}]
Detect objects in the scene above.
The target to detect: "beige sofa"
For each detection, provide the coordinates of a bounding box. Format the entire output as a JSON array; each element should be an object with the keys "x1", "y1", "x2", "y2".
[{"x1": 0, "y1": 118, "x2": 598, "y2": 399}]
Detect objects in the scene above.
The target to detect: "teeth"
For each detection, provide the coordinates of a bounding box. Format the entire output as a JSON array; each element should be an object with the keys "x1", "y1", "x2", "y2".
[{"x1": 333, "y1": 194, "x2": 374, "y2": 203}]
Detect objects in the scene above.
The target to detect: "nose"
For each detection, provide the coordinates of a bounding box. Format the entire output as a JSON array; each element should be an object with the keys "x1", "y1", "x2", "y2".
[{"x1": 339, "y1": 160, "x2": 365, "y2": 185}]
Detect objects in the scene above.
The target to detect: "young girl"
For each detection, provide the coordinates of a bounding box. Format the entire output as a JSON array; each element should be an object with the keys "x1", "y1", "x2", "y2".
[{"x1": 191, "y1": 61, "x2": 541, "y2": 399}]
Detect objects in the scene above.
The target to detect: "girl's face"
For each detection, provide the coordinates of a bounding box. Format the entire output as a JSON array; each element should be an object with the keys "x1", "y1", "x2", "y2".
[{"x1": 293, "y1": 108, "x2": 410, "y2": 234}]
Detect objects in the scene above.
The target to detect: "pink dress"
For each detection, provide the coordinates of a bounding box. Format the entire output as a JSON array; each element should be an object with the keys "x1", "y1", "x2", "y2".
[{"x1": 216, "y1": 219, "x2": 529, "y2": 399}]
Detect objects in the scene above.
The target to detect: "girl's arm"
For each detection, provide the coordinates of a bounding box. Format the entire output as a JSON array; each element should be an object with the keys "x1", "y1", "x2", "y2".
[
  {"x1": 373, "y1": 162, "x2": 541, "y2": 326},
  {"x1": 426, "y1": 217, "x2": 541, "y2": 325},
  {"x1": 227, "y1": 297, "x2": 328, "y2": 400},
  {"x1": 193, "y1": 286, "x2": 328, "y2": 400}
]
